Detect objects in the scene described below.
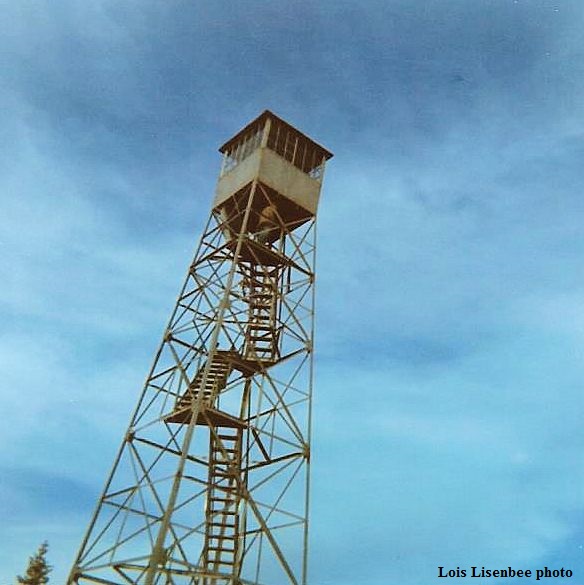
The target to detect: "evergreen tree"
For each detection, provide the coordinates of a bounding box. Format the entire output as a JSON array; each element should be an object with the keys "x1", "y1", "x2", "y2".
[{"x1": 16, "y1": 542, "x2": 51, "y2": 585}]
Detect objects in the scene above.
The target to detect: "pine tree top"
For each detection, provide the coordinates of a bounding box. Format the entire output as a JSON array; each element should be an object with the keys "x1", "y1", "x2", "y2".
[{"x1": 17, "y1": 542, "x2": 51, "y2": 585}]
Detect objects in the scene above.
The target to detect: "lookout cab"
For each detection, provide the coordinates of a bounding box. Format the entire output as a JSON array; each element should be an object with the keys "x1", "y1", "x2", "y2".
[{"x1": 214, "y1": 110, "x2": 333, "y2": 246}]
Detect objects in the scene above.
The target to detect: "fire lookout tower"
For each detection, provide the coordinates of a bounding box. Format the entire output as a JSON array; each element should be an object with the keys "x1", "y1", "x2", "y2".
[{"x1": 68, "y1": 111, "x2": 333, "y2": 585}]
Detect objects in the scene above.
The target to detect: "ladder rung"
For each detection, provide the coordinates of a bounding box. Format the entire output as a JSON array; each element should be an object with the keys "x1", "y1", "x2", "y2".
[
  {"x1": 213, "y1": 485, "x2": 239, "y2": 493},
  {"x1": 207, "y1": 527, "x2": 237, "y2": 533},
  {"x1": 209, "y1": 496, "x2": 237, "y2": 504},
  {"x1": 205, "y1": 558, "x2": 235, "y2": 566},
  {"x1": 210, "y1": 483, "x2": 238, "y2": 492},
  {"x1": 208, "y1": 510, "x2": 237, "y2": 516},
  {"x1": 207, "y1": 535, "x2": 236, "y2": 541},
  {"x1": 208, "y1": 502, "x2": 238, "y2": 509},
  {"x1": 208, "y1": 509, "x2": 238, "y2": 516},
  {"x1": 211, "y1": 450, "x2": 238, "y2": 457},
  {"x1": 206, "y1": 556, "x2": 235, "y2": 563},
  {"x1": 213, "y1": 468, "x2": 235, "y2": 477},
  {"x1": 210, "y1": 482, "x2": 237, "y2": 489},
  {"x1": 207, "y1": 535, "x2": 237, "y2": 541},
  {"x1": 250, "y1": 269, "x2": 277, "y2": 276}
]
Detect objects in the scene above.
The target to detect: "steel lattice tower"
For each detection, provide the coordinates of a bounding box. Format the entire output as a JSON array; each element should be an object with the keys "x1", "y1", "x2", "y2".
[{"x1": 68, "y1": 111, "x2": 333, "y2": 585}]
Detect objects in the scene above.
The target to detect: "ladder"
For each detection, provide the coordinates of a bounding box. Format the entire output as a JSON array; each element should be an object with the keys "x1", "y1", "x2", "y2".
[
  {"x1": 202, "y1": 427, "x2": 242, "y2": 583},
  {"x1": 245, "y1": 265, "x2": 279, "y2": 362}
]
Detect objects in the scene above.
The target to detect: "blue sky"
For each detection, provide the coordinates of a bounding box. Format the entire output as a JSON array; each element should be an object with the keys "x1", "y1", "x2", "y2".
[{"x1": 2, "y1": 1, "x2": 584, "y2": 583}]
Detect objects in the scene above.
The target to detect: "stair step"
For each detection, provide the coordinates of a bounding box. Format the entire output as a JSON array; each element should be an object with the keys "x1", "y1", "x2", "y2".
[
  {"x1": 195, "y1": 367, "x2": 227, "y2": 375},
  {"x1": 193, "y1": 377, "x2": 224, "y2": 385}
]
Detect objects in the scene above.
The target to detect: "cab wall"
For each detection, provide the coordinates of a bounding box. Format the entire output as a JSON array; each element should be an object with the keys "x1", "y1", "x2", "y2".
[
  {"x1": 214, "y1": 148, "x2": 262, "y2": 209},
  {"x1": 214, "y1": 148, "x2": 321, "y2": 215}
]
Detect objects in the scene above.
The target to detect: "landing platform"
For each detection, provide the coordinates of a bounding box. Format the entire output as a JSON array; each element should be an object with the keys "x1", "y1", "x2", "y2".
[
  {"x1": 165, "y1": 406, "x2": 247, "y2": 428},
  {"x1": 215, "y1": 349, "x2": 275, "y2": 376},
  {"x1": 226, "y1": 238, "x2": 288, "y2": 266}
]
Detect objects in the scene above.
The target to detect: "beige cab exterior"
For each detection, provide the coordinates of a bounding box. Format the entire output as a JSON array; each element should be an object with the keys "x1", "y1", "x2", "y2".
[{"x1": 213, "y1": 110, "x2": 332, "y2": 228}]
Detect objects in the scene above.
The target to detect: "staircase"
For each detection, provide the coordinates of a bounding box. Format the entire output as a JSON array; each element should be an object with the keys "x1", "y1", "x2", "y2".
[
  {"x1": 245, "y1": 265, "x2": 279, "y2": 362},
  {"x1": 202, "y1": 428, "x2": 242, "y2": 582},
  {"x1": 179, "y1": 354, "x2": 231, "y2": 411},
  {"x1": 166, "y1": 354, "x2": 232, "y2": 424}
]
